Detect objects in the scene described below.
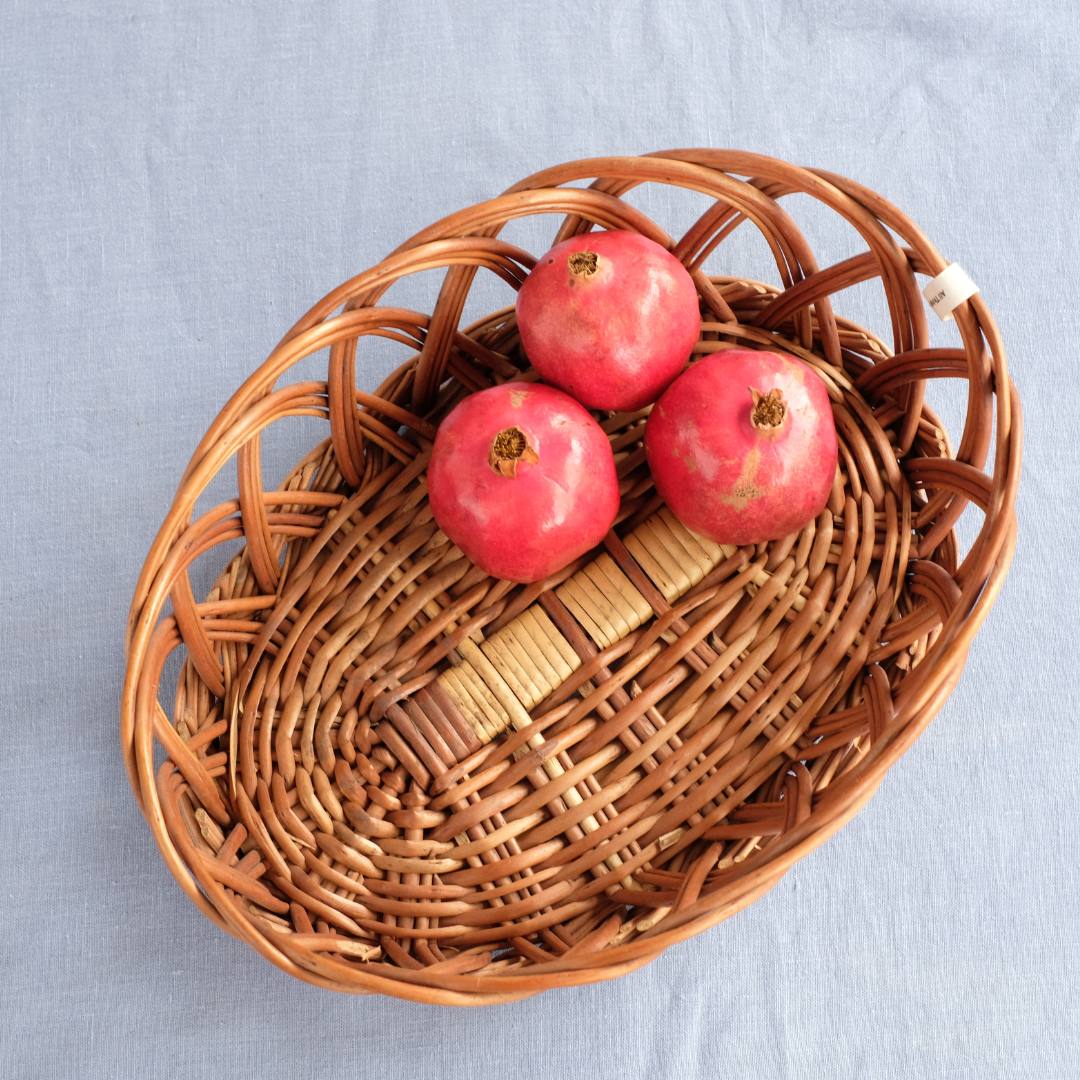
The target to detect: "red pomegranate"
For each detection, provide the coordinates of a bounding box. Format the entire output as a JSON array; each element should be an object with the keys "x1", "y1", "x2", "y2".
[
  {"x1": 427, "y1": 381, "x2": 620, "y2": 582},
  {"x1": 645, "y1": 348, "x2": 838, "y2": 544},
  {"x1": 515, "y1": 230, "x2": 700, "y2": 412}
]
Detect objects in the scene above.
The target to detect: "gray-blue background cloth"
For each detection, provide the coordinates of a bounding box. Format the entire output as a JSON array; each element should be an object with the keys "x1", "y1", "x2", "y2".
[{"x1": 2, "y1": 2, "x2": 1077, "y2": 1077}]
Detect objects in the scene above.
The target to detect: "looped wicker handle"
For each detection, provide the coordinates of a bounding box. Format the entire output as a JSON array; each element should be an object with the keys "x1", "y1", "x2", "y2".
[{"x1": 413, "y1": 266, "x2": 473, "y2": 411}]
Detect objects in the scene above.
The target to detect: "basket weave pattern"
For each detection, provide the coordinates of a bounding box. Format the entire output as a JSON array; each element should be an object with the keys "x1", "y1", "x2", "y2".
[{"x1": 122, "y1": 151, "x2": 1019, "y2": 1004}]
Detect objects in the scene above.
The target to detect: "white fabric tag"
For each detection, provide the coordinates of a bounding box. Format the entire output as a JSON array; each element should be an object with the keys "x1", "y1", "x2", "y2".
[{"x1": 922, "y1": 263, "x2": 979, "y2": 321}]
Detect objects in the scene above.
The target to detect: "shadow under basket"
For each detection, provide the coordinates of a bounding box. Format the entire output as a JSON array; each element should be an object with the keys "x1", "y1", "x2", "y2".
[{"x1": 122, "y1": 150, "x2": 1020, "y2": 1005}]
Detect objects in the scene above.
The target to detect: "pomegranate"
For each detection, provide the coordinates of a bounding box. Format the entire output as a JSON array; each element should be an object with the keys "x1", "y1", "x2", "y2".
[
  {"x1": 427, "y1": 381, "x2": 620, "y2": 582},
  {"x1": 645, "y1": 348, "x2": 838, "y2": 544},
  {"x1": 516, "y1": 230, "x2": 700, "y2": 412}
]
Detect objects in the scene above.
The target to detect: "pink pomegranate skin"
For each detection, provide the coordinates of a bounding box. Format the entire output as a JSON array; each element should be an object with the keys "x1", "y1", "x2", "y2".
[
  {"x1": 427, "y1": 381, "x2": 620, "y2": 583},
  {"x1": 645, "y1": 349, "x2": 838, "y2": 545},
  {"x1": 515, "y1": 230, "x2": 700, "y2": 412}
]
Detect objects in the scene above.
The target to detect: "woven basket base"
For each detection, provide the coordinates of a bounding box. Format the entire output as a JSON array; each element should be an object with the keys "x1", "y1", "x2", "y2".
[{"x1": 171, "y1": 286, "x2": 947, "y2": 987}]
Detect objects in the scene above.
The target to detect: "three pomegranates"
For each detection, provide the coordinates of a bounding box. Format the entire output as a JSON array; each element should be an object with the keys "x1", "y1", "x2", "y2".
[{"x1": 427, "y1": 228, "x2": 839, "y2": 583}]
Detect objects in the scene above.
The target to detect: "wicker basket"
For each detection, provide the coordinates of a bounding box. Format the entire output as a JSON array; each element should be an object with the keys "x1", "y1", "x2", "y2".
[{"x1": 122, "y1": 150, "x2": 1020, "y2": 1004}]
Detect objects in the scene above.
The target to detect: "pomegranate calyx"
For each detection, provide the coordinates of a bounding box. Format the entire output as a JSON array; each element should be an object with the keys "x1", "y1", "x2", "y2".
[
  {"x1": 488, "y1": 426, "x2": 538, "y2": 477},
  {"x1": 750, "y1": 387, "x2": 786, "y2": 431},
  {"x1": 567, "y1": 251, "x2": 599, "y2": 278}
]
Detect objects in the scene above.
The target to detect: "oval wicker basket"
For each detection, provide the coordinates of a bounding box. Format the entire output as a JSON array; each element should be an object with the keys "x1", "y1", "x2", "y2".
[{"x1": 122, "y1": 150, "x2": 1020, "y2": 1004}]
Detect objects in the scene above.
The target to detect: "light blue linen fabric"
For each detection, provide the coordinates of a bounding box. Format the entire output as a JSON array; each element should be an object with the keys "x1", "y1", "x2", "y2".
[{"x1": 1, "y1": 1, "x2": 1077, "y2": 1076}]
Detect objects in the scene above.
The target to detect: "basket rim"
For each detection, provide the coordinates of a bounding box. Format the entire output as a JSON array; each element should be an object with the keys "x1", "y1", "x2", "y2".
[{"x1": 121, "y1": 150, "x2": 1021, "y2": 1004}]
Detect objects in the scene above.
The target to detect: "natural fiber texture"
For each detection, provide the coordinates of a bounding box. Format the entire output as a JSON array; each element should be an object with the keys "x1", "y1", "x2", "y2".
[{"x1": 121, "y1": 150, "x2": 1020, "y2": 1005}]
